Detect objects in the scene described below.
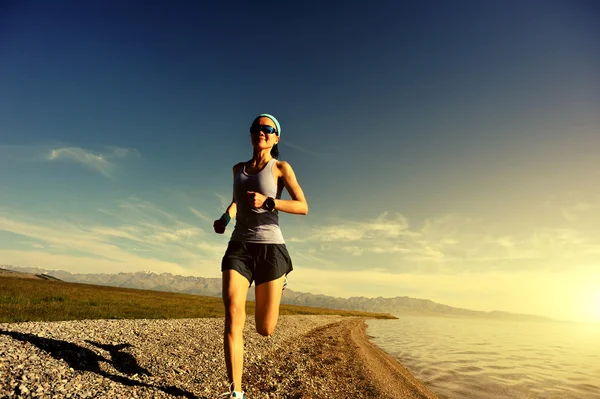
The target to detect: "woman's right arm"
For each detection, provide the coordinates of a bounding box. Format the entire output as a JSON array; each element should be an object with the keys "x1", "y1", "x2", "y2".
[
  {"x1": 214, "y1": 163, "x2": 243, "y2": 234},
  {"x1": 226, "y1": 162, "x2": 244, "y2": 217}
]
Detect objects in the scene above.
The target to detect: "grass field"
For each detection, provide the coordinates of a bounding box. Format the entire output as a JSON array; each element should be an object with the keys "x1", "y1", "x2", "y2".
[{"x1": 0, "y1": 275, "x2": 395, "y2": 323}]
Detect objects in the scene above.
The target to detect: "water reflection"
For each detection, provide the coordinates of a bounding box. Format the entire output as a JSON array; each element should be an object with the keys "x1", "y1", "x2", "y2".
[{"x1": 367, "y1": 316, "x2": 600, "y2": 399}]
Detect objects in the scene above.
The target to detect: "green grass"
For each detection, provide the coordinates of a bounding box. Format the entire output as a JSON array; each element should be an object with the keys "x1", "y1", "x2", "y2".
[{"x1": 0, "y1": 276, "x2": 395, "y2": 323}]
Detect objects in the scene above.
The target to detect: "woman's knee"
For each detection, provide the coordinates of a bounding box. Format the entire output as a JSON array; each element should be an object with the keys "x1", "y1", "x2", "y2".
[
  {"x1": 256, "y1": 320, "x2": 277, "y2": 337},
  {"x1": 225, "y1": 305, "x2": 246, "y2": 331}
]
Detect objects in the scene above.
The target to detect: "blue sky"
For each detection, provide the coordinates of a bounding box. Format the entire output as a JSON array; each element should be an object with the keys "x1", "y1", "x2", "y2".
[{"x1": 1, "y1": 1, "x2": 600, "y2": 322}]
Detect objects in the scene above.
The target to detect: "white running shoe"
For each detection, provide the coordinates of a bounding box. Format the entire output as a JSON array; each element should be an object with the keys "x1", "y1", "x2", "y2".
[
  {"x1": 282, "y1": 275, "x2": 288, "y2": 291},
  {"x1": 220, "y1": 383, "x2": 246, "y2": 399}
]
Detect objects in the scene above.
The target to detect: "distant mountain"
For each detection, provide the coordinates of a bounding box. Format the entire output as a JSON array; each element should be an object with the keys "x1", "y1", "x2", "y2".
[
  {"x1": 2, "y1": 265, "x2": 554, "y2": 322},
  {"x1": 1, "y1": 265, "x2": 223, "y2": 297},
  {"x1": 0, "y1": 267, "x2": 63, "y2": 281}
]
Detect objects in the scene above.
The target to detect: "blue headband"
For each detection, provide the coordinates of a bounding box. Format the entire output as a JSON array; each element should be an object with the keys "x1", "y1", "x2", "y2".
[{"x1": 258, "y1": 113, "x2": 281, "y2": 137}]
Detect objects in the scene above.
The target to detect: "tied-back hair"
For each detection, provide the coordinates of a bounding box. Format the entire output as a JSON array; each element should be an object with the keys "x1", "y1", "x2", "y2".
[{"x1": 271, "y1": 144, "x2": 279, "y2": 159}]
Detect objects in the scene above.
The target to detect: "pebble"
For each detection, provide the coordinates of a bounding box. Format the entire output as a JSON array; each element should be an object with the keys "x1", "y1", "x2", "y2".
[{"x1": 0, "y1": 315, "x2": 341, "y2": 398}]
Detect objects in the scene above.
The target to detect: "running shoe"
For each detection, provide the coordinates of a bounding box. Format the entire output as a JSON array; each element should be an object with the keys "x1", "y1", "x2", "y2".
[
  {"x1": 220, "y1": 383, "x2": 246, "y2": 399},
  {"x1": 282, "y1": 275, "x2": 288, "y2": 291}
]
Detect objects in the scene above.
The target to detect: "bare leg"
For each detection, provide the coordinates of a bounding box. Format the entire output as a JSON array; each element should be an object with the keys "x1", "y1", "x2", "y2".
[
  {"x1": 254, "y1": 274, "x2": 286, "y2": 336},
  {"x1": 223, "y1": 270, "x2": 250, "y2": 392}
]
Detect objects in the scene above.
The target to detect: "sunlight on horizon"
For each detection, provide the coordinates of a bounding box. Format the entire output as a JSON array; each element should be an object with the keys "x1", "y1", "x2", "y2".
[{"x1": 582, "y1": 287, "x2": 600, "y2": 323}]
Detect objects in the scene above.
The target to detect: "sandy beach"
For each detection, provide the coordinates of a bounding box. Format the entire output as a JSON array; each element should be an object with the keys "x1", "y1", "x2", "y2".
[{"x1": 0, "y1": 315, "x2": 438, "y2": 398}]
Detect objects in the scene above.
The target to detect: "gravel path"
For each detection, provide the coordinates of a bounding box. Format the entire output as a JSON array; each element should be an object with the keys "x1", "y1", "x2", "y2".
[{"x1": 0, "y1": 316, "x2": 438, "y2": 399}]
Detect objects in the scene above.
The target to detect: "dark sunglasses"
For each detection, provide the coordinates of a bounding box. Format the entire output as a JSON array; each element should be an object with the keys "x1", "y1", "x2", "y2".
[{"x1": 250, "y1": 124, "x2": 278, "y2": 136}]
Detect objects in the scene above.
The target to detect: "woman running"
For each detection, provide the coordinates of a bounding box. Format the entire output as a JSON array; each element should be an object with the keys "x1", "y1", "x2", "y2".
[{"x1": 213, "y1": 114, "x2": 308, "y2": 399}]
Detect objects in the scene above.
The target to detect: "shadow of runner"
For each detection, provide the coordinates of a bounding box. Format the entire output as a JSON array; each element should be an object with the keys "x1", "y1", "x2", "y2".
[
  {"x1": 0, "y1": 330, "x2": 198, "y2": 399},
  {"x1": 85, "y1": 340, "x2": 152, "y2": 377}
]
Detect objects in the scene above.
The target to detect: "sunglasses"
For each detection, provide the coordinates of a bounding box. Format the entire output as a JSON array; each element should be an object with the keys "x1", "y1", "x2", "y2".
[{"x1": 250, "y1": 124, "x2": 278, "y2": 136}]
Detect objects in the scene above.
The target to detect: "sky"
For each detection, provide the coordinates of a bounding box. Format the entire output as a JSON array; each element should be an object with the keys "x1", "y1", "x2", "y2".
[{"x1": 1, "y1": 1, "x2": 599, "y2": 323}]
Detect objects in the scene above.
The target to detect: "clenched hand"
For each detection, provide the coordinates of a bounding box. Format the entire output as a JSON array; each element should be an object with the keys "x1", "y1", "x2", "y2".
[{"x1": 247, "y1": 191, "x2": 267, "y2": 209}]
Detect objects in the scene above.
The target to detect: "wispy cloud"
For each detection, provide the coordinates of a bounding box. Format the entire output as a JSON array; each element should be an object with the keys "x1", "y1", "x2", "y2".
[
  {"x1": 282, "y1": 140, "x2": 326, "y2": 157},
  {"x1": 190, "y1": 207, "x2": 213, "y2": 223},
  {"x1": 4, "y1": 188, "x2": 600, "y2": 289},
  {"x1": 150, "y1": 228, "x2": 203, "y2": 243},
  {"x1": 117, "y1": 197, "x2": 177, "y2": 222},
  {"x1": 97, "y1": 208, "x2": 116, "y2": 216},
  {"x1": 290, "y1": 209, "x2": 600, "y2": 274},
  {"x1": 17, "y1": 241, "x2": 45, "y2": 249},
  {"x1": 215, "y1": 193, "x2": 230, "y2": 211},
  {"x1": 0, "y1": 196, "x2": 228, "y2": 277},
  {"x1": 302, "y1": 212, "x2": 412, "y2": 243},
  {"x1": 47, "y1": 146, "x2": 139, "y2": 178},
  {"x1": 281, "y1": 139, "x2": 343, "y2": 158},
  {"x1": 562, "y1": 202, "x2": 593, "y2": 222},
  {"x1": 108, "y1": 147, "x2": 137, "y2": 158}
]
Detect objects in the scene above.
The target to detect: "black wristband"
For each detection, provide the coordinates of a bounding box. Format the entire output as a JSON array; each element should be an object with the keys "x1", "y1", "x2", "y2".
[{"x1": 219, "y1": 213, "x2": 231, "y2": 226}]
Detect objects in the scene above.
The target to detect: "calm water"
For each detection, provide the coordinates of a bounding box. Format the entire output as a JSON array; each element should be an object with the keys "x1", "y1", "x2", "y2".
[{"x1": 366, "y1": 316, "x2": 600, "y2": 399}]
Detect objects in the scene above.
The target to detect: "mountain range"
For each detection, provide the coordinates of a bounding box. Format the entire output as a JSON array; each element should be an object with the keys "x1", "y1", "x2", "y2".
[{"x1": 1, "y1": 265, "x2": 554, "y2": 322}]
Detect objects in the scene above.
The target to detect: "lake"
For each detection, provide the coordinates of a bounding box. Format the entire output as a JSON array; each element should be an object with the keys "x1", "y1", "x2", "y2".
[{"x1": 366, "y1": 315, "x2": 600, "y2": 398}]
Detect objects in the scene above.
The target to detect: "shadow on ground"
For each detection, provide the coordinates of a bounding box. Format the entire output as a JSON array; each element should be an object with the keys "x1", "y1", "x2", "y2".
[
  {"x1": 0, "y1": 330, "x2": 197, "y2": 398},
  {"x1": 85, "y1": 340, "x2": 152, "y2": 377}
]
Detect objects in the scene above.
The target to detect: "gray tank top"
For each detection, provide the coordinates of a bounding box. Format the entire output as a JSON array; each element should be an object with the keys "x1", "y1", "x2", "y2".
[{"x1": 230, "y1": 158, "x2": 285, "y2": 243}]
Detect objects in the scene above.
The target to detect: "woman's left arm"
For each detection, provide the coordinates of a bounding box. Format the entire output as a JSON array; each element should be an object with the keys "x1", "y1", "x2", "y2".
[{"x1": 275, "y1": 161, "x2": 308, "y2": 215}]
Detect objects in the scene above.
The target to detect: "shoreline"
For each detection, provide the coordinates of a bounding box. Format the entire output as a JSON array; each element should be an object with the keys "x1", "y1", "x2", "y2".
[
  {"x1": 350, "y1": 318, "x2": 439, "y2": 398},
  {"x1": 0, "y1": 315, "x2": 437, "y2": 398}
]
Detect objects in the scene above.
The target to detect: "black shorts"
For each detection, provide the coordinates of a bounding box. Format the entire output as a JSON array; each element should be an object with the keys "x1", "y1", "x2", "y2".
[{"x1": 221, "y1": 241, "x2": 293, "y2": 286}]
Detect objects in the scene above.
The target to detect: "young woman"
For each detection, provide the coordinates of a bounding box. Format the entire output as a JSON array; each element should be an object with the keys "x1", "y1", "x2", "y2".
[{"x1": 213, "y1": 114, "x2": 308, "y2": 399}]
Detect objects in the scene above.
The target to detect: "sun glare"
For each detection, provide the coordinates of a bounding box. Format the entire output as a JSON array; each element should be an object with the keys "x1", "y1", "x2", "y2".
[{"x1": 585, "y1": 290, "x2": 600, "y2": 323}]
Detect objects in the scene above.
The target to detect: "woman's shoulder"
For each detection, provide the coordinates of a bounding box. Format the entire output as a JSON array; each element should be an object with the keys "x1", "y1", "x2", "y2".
[
  {"x1": 274, "y1": 160, "x2": 292, "y2": 168},
  {"x1": 274, "y1": 160, "x2": 294, "y2": 177},
  {"x1": 232, "y1": 162, "x2": 245, "y2": 175}
]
